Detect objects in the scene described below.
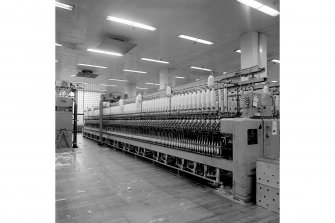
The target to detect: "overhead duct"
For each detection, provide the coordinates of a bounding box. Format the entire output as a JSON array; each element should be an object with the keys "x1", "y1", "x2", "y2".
[
  {"x1": 98, "y1": 37, "x2": 136, "y2": 55},
  {"x1": 76, "y1": 69, "x2": 99, "y2": 79}
]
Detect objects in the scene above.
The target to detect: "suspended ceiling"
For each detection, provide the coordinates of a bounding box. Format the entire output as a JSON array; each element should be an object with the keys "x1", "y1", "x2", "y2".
[{"x1": 56, "y1": 0, "x2": 280, "y2": 94}]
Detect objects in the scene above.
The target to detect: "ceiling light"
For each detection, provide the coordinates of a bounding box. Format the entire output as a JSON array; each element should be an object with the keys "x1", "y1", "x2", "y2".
[
  {"x1": 236, "y1": 0, "x2": 279, "y2": 17},
  {"x1": 222, "y1": 72, "x2": 228, "y2": 74},
  {"x1": 237, "y1": 0, "x2": 263, "y2": 9},
  {"x1": 136, "y1": 87, "x2": 148, "y2": 90},
  {"x1": 78, "y1": 63, "x2": 107, "y2": 69},
  {"x1": 271, "y1": 80, "x2": 278, "y2": 83},
  {"x1": 73, "y1": 82, "x2": 88, "y2": 85},
  {"x1": 55, "y1": 2, "x2": 74, "y2": 11},
  {"x1": 195, "y1": 79, "x2": 200, "y2": 81},
  {"x1": 141, "y1": 58, "x2": 169, "y2": 64},
  {"x1": 123, "y1": 69, "x2": 147, "y2": 74},
  {"x1": 271, "y1": 59, "x2": 280, "y2": 64},
  {"x1": 106, "y1": 16, "x2": 156, "y2": 31},
  {"x1": 178, "y1": 35, "x2": 214, "y2": 45},
  {"x1": 190, "y1": 66, "x2": 212, "y2": 72},
  {"x1": 258, "y1": 5, "x2": 280, "y2": 16},
  {"x1": 101, "y1": 84, "x2": 117, "y2": 87},
  {"x1": 145, "y1": 82, "x2": 160, "y2": 86},
  {"x1": 175, "y1": 76, "x2": 185, "y2": 79},
  {"x1": 108, "y1": 78, "x2": 128, "y2": 82},
  {"x1": 87, "y1": 48, "x2": 123, "y2": 56},
  {"x1": 70, "y1": 75, "x2": 75, "y2": 77},
  {"x1": 55, "y1": 43, "x2": 62, "y2": 47},
  {"x1": 235, "y1": 49, "x2": 241, "y2": 53}
]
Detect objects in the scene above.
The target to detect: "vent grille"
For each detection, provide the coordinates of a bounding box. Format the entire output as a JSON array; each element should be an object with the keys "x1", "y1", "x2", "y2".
[{"x1": 76, "y1": 70, "x2": 99, "y2": 79}]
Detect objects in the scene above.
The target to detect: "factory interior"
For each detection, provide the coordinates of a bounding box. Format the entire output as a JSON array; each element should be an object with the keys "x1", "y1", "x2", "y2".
[
  {"x1": 55, "y1": 1, "x2": 281, "y2": 222},
  {"x1": 1, "y1": 0, "x2": 335, "y2": 223}
]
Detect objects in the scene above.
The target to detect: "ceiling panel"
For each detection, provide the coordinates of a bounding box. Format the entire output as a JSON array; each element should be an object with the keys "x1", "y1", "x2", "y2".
[{"x1": 56, "y1": 0, "x2": 280, "y2": 93}]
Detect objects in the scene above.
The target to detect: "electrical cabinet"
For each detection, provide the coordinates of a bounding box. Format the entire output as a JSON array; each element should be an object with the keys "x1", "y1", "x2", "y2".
[
  {"x1": 256, "y1": 158, "x2": 279, "y2": 213},
  {"x1": 241, "y1": 92, "x2": 272, "y2": 117},
  {"x1": 221, "y1": 118, "x2": 264, "y2": 201},
  {"x1": 263, "y1": 119, "x2": 280, "y2": 159}
]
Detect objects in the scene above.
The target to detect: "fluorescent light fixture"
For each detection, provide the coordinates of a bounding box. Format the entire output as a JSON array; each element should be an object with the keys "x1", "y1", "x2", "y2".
[
  {"x1": 141, "y1": 58, "x2": 170, "y2": 64},
  {"x1": 235, "y1": 49, "x2": 241, "y2": 53},
  {"x1": 222, "y1": 72, "x2": 228, "y2": 74},
  {"x1": 145, "y1": 82, "x2": 160, "y2": 86},
  {"x1": 271, "y1": 59, "x2": 280, "y2": 64},
  {"x1": 136, "y1": 87, "x2": 148, "y2": 90},
  {"x1": 70, "y1": 75, "x2": 75, "y2": 77},
  {"x1": 108, "y1": 78, "x2": 128, "y2": 82},
  {"x1": 190, "y1": 66, "x2": 212, "y2": 72},
  {"x1": 258, "y1": 5, "x2": 280, "y2": 16},
  {"x1": 106, "y1": 16, "x2": 156, "y2": 31},
  {"x1": 87, "y1": 48, "x2": 123, "y2": 56},
  {"x1": 175, "y1": 76, "x2": 185, "y2": 79},
  {"x1": 123, "y1": 69, "x2": 147, "y2": 74},
  {"x1": 55, "y1": 2, "x2": 74, "y2": 11},
  {"x1": 78, "y1": 63, "x2": 107, "y2": 69},
  {"x1": 101, "y1": 84, "x2": 117, "y2": 87},
  {"x1": 237, "y1": 0, "x2": 262, "y2": 9},
  {"x1": 73, "y1": 82, "x2": 88, "y2": 85},
  {"x1": 271, "y1": 80, "x2": 278, "y2": 83},
  {"x1": 178, "y1": 35, "x2": 214, "y2": 45},
  {"x1": 195, "y1": 79, "x2": 200, "y2": 81},
  {"x1": 55, "y1": 43, "x2": 62, "y2": 47},
  {"x1": 236, "y1": 0, "x2": 279, "y2": 17}
]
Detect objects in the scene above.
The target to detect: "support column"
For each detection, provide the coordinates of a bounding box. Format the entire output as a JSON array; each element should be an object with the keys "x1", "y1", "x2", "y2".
[
  {"x1": 159, "y1": 68, "x2": 176, "y2": 90},
  {"x1": 56, "y1": 64, "x2": 61, "y2": 81},
  {"x1": 125, "y1": 83, "x2": 136, "y2": 98},
  {"x1": 171, "y1": 72, "x2": 176, "y2": 88},
  {"x1": 240, "y1": 31, "x2": 267, "y2": 80}
]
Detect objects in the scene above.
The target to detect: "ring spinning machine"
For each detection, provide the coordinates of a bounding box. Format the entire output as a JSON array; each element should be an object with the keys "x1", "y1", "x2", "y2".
[{"x1": 83, "y1": 66, "x2": 280, "y2": 202}]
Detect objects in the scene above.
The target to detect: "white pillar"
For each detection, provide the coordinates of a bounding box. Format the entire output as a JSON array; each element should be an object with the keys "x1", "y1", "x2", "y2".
[
  {"x1": 258, "y1": 33, "x2": 267, "y2": 78},
  {"x1": 56, "y1": 64, "x2": 61, "y2": 81},
  {"x1": 159, "y1": 69, "x2": 176, "y2": 90},
  {"x1": 240, "y1": 31, "x2": 267, "y2": 80},
  {"x1": 171, "y1": 72, "x2": 176, "y2": 88},
  {"x1": 125, "y1": 83, "x2": 136, "y2": 98}
]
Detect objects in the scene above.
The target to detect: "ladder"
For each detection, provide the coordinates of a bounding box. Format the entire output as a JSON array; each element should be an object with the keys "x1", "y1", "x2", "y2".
[{"x1": 56, "y1": 129, "x2": 71, "y2": 149}]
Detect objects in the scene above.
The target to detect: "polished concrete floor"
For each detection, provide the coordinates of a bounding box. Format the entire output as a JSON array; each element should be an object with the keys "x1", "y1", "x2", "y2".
[{"x1": 56, "y1": 134, "x2": 279, "y2": 223}]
